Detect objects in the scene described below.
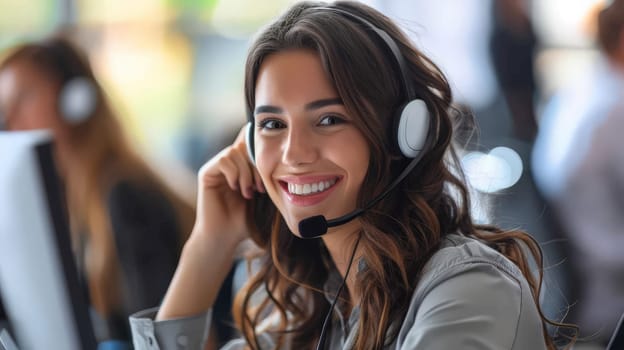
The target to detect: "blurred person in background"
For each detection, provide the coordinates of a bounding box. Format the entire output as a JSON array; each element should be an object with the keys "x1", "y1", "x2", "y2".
[
  {"x1": 489, "y1": 0, "x2": 539, "y2": 142},
  {"x1": 0, "y1": 36, "x2": 196, "y2": 345},
  {"x1": 532, "y1": 0, "x2": 624, "y2": 347}
]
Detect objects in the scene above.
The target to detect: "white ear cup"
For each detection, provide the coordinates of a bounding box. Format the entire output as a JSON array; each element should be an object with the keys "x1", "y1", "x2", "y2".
[
  {"x1": 397, "y1": 99, "x2": 430, "y2": 158},
  {"x1": 245, "y1": 121, "x2": 256, "y2": 165},
  {"x1": 59, "y1": 77, "x2": 97, "y2": 124}
]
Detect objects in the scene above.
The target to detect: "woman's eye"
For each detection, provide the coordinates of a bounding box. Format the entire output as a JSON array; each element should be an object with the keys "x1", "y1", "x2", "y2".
[
  {"x1": 318, "y1": 115, "x2": 345, "y2": 126},
  {"x1": 258, "y1": 119, "x2": 286, "y2": 130}
]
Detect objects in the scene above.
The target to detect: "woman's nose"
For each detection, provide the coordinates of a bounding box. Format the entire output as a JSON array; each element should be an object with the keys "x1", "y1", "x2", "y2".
[{"x1": 282, "y1": 125, "x2": 318, "y2": 166}]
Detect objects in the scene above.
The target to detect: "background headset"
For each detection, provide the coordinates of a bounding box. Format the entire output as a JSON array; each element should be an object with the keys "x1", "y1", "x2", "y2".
[
  {"x1": 41, "y1": 39, "x2": 99, "y2": 125},
  {"x1": 245, "y1": 6, "x2": 435, "y2": 239}
]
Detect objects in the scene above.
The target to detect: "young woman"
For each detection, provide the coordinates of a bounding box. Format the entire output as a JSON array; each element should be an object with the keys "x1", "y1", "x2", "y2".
[
  {"x1": 0, "y1": 37, "x2": 195, "y2": 342},
  {"x1": 131, "y1": 1, "x2": 575, "y2": 349}
]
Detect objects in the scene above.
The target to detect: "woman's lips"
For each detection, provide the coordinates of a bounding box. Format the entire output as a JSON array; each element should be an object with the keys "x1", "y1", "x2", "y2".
[{"x1": 278, "y1": 176, "x2": 341, "y2": 207}]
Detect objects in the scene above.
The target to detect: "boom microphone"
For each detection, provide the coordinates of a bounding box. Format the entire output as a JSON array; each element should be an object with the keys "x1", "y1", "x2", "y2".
[{"x1": 298, "y1": 152, "x2": 425, "y2": 239}]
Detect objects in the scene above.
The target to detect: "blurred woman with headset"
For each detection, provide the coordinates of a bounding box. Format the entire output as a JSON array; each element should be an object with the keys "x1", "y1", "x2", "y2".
[
  {"x1": 130, "y1": 1, "x2": 578, "y2": 349},
  {"x1": 0, "y1": 37, "x2": 195, "y2": 343}
]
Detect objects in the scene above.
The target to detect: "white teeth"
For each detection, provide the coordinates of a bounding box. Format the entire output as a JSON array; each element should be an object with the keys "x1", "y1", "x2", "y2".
[{"x1": 287, "y1": 179, "x2": 337, "y2": 196}]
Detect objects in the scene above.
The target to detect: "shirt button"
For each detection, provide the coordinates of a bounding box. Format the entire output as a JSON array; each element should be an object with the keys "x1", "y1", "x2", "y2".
[{"x1": 177, "y1": 334, "x2": 188, "y2": 346}]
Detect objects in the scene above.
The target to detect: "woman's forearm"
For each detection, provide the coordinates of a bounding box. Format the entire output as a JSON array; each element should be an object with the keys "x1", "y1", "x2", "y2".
[{"x1": 156, "y1": 231, "x2": 239, "y2": 320}]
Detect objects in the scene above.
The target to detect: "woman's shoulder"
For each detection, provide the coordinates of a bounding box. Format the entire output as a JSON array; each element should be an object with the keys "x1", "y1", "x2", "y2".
[
  {"x1": 106, "y1": 178, "x2": 173, "y2": 214},
  {"x1": 105, "y1": 178, "x2": 179, "y2": 241},
  {"x1": 411, "y1": 232, "x2": 535, "y2": 326},
  {"x1": 419, "y1": 233, "x2": 524, "y2": 286},
  {"x1": 394, "y1": 233, "x2": 547, "y2": 349}
]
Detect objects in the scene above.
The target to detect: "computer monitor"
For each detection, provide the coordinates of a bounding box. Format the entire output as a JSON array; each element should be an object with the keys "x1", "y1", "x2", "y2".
[{"x1": 0, "y1": 130, "x2": 96, "y2": 350}]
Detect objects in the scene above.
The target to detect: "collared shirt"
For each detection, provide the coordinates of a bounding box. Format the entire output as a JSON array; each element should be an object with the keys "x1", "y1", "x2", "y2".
[{"x1": 130, "y1": 233, "x2": 548, "y2": 349}]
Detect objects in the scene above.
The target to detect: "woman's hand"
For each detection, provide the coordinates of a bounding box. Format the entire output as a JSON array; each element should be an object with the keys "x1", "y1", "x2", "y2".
[
  {"x1": 156, "y1": 125, "x2": 264, "y2": 321},
  {"x1": 193, "y1": 125, "x2": 264, "y2": 245}
]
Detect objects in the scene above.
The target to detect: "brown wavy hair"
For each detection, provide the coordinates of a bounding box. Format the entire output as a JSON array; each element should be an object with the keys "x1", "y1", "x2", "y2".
[
  {"x1": 0, "y1": 37, "x2": 195, "y2": 316},
  {"x1": 234, "y1": 1, "x2": 576, "y2": 349}
]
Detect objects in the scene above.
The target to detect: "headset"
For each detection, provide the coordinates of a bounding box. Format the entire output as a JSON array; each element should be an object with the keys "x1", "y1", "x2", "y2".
[
  {"x1": 245, "y1": 9, "x2": 430, "y2": 162},
  {"x1": 245, "y1": 5, "x2": 435, "y2": 239},
  {"x1": 41, "y1": 39, "x2": 98, "y2": 125}
]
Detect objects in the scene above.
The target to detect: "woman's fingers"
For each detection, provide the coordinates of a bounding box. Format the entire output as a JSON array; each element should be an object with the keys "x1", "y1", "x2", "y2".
[
  {"x1": 230, "y1": 148, "x2": 255, "y2": 199},
  {"x1": 202, "y1": 128, "x2": 261, "y2": 200},
  {"x1": 232, "y1": 124, "x2": 265, "y2": 197},
  {"x1": 215, "y1": 151, "x2": 240, "y2": 191},
  {"x1": 190, "y1": 125, "x2": 260, "y2": 251}
]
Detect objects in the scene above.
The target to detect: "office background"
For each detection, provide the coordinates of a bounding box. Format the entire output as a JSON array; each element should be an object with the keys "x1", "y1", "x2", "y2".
[{"x1": 0, "y1": 0, "x2": 615, "y2": 343}]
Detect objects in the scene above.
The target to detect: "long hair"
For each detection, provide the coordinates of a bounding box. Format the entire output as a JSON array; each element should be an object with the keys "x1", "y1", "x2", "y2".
[
  {"x1": 0, "y1": 37, "x2": 195, "y2": 316},
  {"x1": 235, "y1": 2, "x2": 576, "y2": 349}
]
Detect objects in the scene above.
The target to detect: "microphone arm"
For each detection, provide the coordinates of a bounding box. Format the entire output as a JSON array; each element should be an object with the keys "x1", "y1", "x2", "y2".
[{"x1": 299, "y1": 152, "x2": 424, "y2": 238}]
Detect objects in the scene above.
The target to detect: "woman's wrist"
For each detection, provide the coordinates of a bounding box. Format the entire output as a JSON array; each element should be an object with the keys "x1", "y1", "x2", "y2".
[
  {"x1": 186, "y1": 224, "x2": 246, "y2": 255},
  {"x1": 181, "y1": 230, "x2": 239, "y2": 270},
  {"x1": 156, "y1": 230, "x2": 240, "y2": 320}
]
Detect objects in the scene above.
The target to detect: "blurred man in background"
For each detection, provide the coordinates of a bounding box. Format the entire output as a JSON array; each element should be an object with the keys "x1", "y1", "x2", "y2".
[
  {"x1": 489, "y1": 0, "x2": 538, "y2": 142},
  {"x1": 533, "y1": 0, "x2": 624, "y2": 346}
]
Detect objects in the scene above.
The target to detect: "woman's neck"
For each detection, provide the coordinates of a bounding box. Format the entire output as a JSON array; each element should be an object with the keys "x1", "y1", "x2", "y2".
[{"x1": 321, "y1": 222, "x2": 363, "y2": 305}]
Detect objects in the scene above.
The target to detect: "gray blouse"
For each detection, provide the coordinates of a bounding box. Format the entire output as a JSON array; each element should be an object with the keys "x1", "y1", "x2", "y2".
[{"x1": 130, "y1": 234, "x2": 548, "y2": 349}]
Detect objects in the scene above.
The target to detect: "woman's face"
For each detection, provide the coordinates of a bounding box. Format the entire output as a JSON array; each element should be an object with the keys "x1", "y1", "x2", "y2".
[
  {"x1": 253, "y1": 49, "x2": 370, "y2": 237},
  {"x1": 0, "y1": 61, "x2": 60, "y2": 131}
]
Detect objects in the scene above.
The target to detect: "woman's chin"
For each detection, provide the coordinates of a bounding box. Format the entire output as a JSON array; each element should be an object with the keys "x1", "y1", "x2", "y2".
[
  {"x1": 282, "y1": 215, "x2": 310, "y2": 239},
  {"x1": 284, "y1": 220, "x2": 303, "y2": 238}
]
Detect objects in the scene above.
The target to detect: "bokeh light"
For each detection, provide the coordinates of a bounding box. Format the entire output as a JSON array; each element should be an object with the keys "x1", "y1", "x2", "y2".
[{"x1": 462, "y1": 147, "x2": 523, "y2": 194}]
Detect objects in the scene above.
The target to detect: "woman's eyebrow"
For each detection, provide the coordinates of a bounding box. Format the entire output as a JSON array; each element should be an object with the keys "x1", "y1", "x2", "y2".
[
  {"x1": 254, "y1": 105, "x2": 282, "y2": 115},
  {"x1": 254, "y1": 98, "x2": 343, "y2": 116},
  {"x1": 304, "y1": 98, "x2": 343, "y2": 111}
]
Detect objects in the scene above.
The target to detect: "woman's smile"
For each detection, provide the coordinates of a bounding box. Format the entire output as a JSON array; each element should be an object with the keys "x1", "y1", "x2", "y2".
[{"x1": 278, "y1": 175, "x2": 342, "y2": 206}]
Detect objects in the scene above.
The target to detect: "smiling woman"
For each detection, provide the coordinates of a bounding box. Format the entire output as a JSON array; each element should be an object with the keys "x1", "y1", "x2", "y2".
[
  {"x1": 130, "y1": 1, "x2": 577, "y2": 349},
  {"x1": 253, "y1": 50, "x2": 370, "y2": 239}
]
